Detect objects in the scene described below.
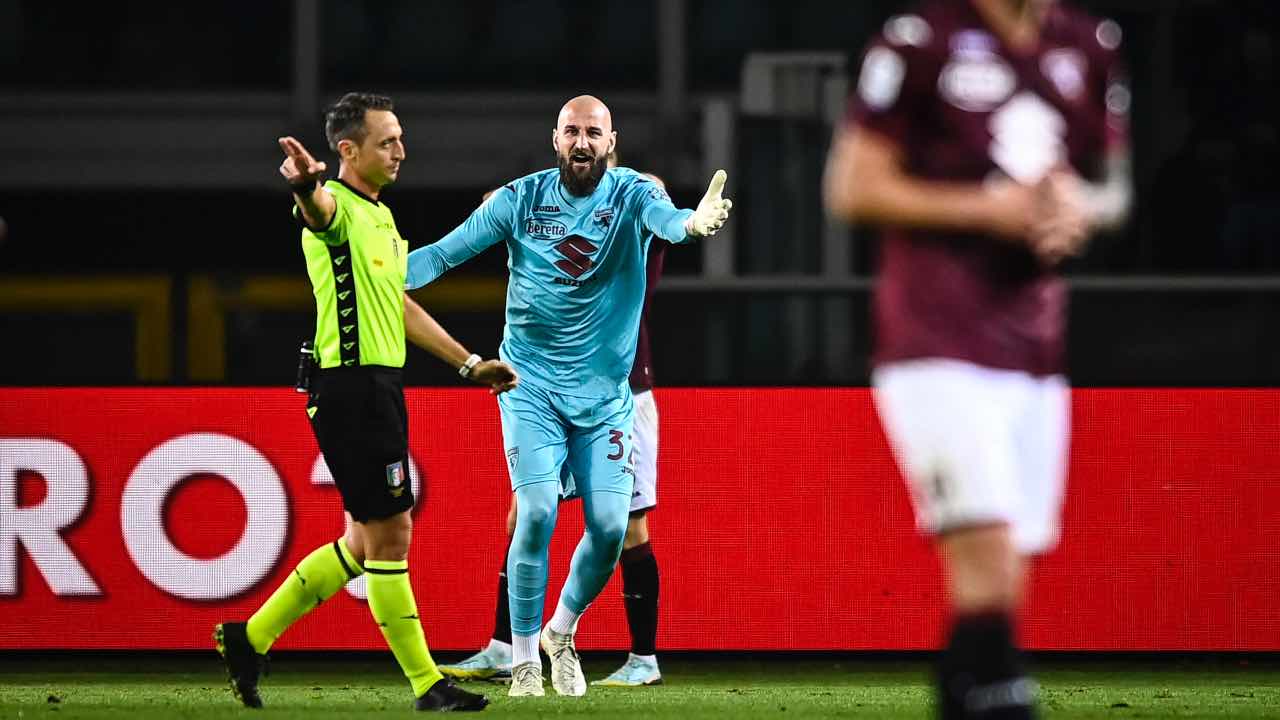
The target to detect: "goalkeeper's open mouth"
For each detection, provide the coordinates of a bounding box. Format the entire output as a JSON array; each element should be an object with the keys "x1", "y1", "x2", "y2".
[{"x1": 569, "y1": 151, "x2": 594, "y2": 171}]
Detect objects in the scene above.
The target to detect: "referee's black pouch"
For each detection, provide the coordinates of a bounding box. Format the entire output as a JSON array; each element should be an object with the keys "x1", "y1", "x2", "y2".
[{"x1": 295, "y1": 340, "x2": 316, "y2": 393}]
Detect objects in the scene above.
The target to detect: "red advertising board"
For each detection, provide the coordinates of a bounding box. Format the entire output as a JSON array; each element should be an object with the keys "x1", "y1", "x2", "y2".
[{"x1": 0, "y1": 388, "x2": 1277, "y2": 651}]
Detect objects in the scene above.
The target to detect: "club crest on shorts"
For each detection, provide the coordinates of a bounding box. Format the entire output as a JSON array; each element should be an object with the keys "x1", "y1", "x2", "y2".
[
  {"x1": 386, "y1": 460, "x2": 406, "y2": 497},
  {"x1": 506, "y1": 447, "x2": 519, "y2": 472}
]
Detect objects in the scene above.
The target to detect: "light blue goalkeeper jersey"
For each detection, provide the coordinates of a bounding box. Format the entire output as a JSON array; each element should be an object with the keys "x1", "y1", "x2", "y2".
[{"x1": 406, "y1": 167, "x2": 695, "y2": 398}]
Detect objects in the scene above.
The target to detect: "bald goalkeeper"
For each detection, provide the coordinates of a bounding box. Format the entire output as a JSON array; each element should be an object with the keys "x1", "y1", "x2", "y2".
[{"x1": 405, "y1": 95, "x2": 731, "y2": 699}]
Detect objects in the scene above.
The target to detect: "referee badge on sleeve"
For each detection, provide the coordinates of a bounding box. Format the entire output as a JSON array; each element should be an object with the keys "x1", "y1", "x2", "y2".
[{"x1": 386, "y1": 461, "x2": 406, "y2": 497}]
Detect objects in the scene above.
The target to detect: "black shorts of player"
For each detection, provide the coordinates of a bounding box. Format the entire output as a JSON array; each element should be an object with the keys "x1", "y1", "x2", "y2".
[{"x1": 307, "y1": 365, "x2": 415, "y2": 522}]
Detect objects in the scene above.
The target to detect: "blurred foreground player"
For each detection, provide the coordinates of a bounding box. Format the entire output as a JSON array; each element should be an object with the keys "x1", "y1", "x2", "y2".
[
  {"x1": 824, "y1": 0, "x2": 1131, "y2": 717},
  {"x1": 442, "y1": 153, "x2": 669, "y2": 688},
  {"x1": 214, "y1": 92, "x2": 517, "y2": 712}
]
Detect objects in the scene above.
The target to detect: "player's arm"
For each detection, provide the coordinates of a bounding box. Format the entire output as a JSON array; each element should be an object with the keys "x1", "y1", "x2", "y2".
[
  {"x1": 824, "y1": 28, "x2": 1049, "y2": 243},
  {"x1": 403, "y1": 293, "x2": 517, "y2": 394},
  {"x1": 1083, "y1": 18, "x2": 1133, "y2": 234},
  {"x1": 634, "y1": 172, "x2": 732, "y2": 243},
  {"x1": 1033, "y1": 28, "x2": 1133, "y2": 261},
  {"x1": 1080, "y1": 148, "x2": 1132, "y2": 232},
  {"x1": 1031, "y1": 147, "x2": 1131, "y2": 265},
  {"x1": 823, "y1": 126, "x2": 1040, "y2": 241},
  {"x1": 405, "y1": 187, "x2": 513, "y2": 289},
  {"x1": 278, "y1": 136, "x2": 335, "y2": 231}
]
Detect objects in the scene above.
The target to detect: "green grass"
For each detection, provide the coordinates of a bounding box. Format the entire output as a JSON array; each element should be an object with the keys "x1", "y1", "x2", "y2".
[{"x1": 1, "y1": 653, "x2": 1276, "y2": 719}]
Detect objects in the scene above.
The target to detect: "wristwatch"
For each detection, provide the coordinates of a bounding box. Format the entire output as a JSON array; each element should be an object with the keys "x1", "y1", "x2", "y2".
[{"x1": 458, "y1": 353, "x2": 482, "y2": 378}]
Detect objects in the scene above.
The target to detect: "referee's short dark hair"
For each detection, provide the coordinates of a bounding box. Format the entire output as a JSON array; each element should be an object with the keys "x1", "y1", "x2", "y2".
[{"x1": 325, "y1": 92, "x2": 395, "y2": 152}]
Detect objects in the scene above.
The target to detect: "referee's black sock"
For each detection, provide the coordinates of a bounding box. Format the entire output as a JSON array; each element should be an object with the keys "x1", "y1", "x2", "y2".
[
  {"x1": 620, "y1": 542, "x2": 659, "y2": 657},
  {"x1": 491, "y1": 538, "x2": 513, "y2": 645},
  {"x1": 936, "y1": 611, "x2": 1037, "y2": 720}
]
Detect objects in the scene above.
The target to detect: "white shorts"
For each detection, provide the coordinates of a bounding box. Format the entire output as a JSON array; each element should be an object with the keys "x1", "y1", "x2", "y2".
[
  {"x1": 557, "y1": 389, "x2": 658, "y2": 513},
  {"x1": 871, "y1": 359, "x2": 1069, "y2": 555},
  {"x1": 628, "y1": 389, "x2": 659, "y2": 513}
]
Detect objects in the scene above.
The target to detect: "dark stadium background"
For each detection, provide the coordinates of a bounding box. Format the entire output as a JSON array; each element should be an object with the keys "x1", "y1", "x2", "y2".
[
  {"x1": 1, "y1": 0, "x2": 1277, "y2": 388},
  {"x1": 2, "y1": 5, "x2": 1279, "y2": 718}
]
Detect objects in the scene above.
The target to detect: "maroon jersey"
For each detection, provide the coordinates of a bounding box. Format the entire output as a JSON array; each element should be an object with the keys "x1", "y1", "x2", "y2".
[
  {"x1": 847, "y1": 0, "x2": 1128, "y2": 375},
  {"x1": 629, "y1": 235, "x2": 668, "y2": 392}
]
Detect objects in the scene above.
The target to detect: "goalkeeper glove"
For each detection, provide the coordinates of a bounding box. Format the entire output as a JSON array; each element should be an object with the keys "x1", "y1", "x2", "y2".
[{"x1": 684, "y1": 169, "x2": 733, "y2": 237}]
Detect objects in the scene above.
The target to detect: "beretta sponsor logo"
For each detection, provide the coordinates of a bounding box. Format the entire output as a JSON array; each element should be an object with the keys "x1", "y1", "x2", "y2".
[{"x1": 525, "y1": 217, "x2": 567, "y2": 239}]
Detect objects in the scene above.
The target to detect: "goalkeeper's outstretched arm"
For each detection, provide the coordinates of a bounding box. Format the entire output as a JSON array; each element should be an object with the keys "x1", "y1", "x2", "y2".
[
  {"x1": 683, "y1": 170, "x2": 733, "y2": 238},
  {"x1": 635, "y1": 170, "x2": 734, "y2": 243}
]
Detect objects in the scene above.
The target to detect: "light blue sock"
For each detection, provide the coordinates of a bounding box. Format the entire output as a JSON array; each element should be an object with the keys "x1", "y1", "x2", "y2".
[
  {"x1": 508, "y1": 481, "x2": 560, "y2": 639},
  {"x1": 560, "y1": 490, "x2": 630, "y2": 614}
]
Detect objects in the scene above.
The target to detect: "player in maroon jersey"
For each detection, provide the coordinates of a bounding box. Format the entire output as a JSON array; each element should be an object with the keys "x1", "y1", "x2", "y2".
[
  {"x1": 824, "y1": 0, "x2": 1131, "y2": 717},
  {"x1": 441, "y1": 152, "x2": 669, "y2": 687}
]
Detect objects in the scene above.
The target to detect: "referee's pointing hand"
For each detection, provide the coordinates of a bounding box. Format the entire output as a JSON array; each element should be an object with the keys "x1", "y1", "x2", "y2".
[{"x1": 279, "y1": 136, "x2": 328, "y2": 186}]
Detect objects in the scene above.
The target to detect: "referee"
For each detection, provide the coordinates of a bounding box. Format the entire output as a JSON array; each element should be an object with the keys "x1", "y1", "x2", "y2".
[{"x1": 215, "y1": 92, "x2": 514, "y2": 712}]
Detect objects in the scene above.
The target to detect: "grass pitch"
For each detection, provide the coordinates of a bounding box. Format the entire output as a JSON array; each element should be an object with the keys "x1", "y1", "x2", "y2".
[{"x1": 1, "y1": 652, "x2": 1275, "y2": 718}]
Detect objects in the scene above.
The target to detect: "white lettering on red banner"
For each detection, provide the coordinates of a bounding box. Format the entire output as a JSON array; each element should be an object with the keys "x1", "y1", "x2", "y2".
[
  {"x1": 0, "y1": 388, "x2": 1276, "y2": 652},
  {"x1": 121, "y1": 432, "x2": 287, "y2": 601},
  {"x1": 0, "y1": 438, "x2": 100, "y2": 596}
]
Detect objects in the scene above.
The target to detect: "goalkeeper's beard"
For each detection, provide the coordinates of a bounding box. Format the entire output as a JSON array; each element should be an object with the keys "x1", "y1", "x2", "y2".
[{"x1": 557, "y1": 152, "x2": 608, "y2": 197}]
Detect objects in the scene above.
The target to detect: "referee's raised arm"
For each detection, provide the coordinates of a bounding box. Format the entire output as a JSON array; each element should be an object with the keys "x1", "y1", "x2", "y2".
[
  {"x1": 278, "y1": 136, "x2": 335, "y2": 230},
  {"x1": 212, "y1": 93, "x2": 494, "y2": 712}
]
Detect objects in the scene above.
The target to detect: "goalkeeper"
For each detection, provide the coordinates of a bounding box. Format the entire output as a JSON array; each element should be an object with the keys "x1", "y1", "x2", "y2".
[{"x1": 405, "y1": 94, "x2": 730, "y2": 699}]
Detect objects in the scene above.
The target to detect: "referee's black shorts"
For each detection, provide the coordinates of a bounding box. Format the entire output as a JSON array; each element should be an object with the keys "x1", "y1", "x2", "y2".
[{"x1": 306, "y1": 365, "x2": 415, "y2": 522}]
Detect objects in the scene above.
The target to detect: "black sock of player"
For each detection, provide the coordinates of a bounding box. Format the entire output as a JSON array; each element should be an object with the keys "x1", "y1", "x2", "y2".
[
  {"x1": 491, "y1": 538, "x2": 513, "y2": 645},
  {"x1": 936, "y1": 612, "x2": 1037, "y2": 720},
  {"x1": 620, "y1": 542, "x2": 659, "y2": 657}
]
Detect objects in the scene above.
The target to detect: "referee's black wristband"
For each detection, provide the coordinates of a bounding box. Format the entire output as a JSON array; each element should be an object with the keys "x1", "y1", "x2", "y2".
[{"x1": 290, "y1": 179, "x2": 319, "y2": 197}]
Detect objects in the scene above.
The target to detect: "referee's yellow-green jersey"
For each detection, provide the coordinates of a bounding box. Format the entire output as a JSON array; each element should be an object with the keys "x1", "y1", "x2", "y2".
[{"x1": 299, "y1": 179, "x2": 407, "y2": 369}]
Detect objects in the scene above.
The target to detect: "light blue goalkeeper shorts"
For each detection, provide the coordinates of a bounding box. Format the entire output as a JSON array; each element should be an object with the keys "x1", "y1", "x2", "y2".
[{"x1": 496, "y1": 379, "x2": 636, "y2": 498}]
